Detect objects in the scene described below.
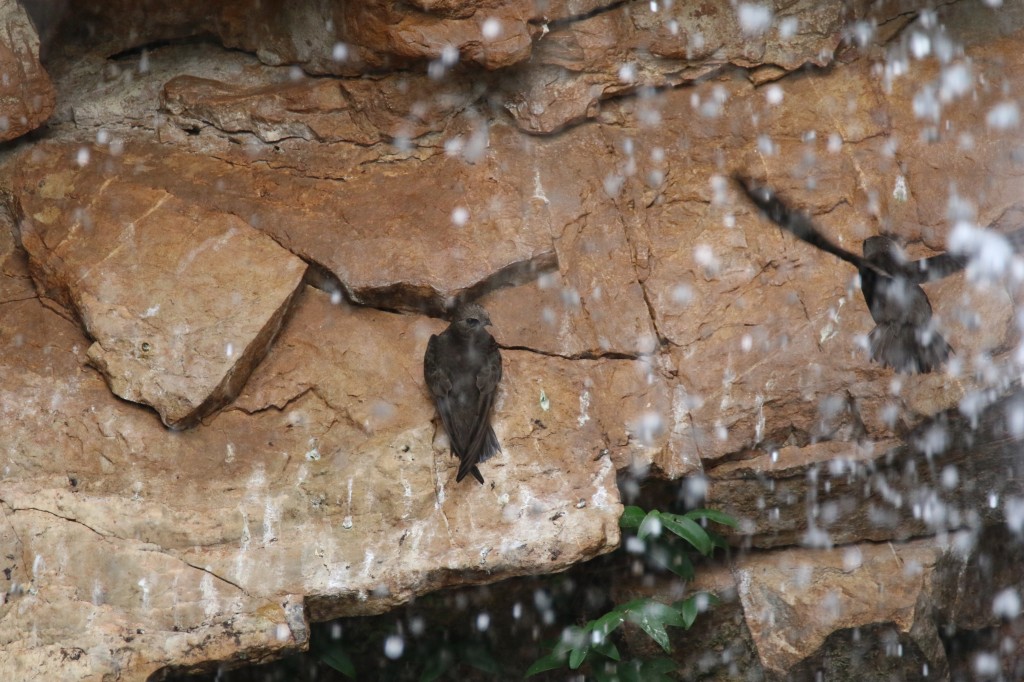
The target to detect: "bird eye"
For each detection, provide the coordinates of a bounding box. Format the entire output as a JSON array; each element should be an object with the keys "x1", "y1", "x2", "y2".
[{"x1": 467, "y1": 317, "x2": 479, "y2": 325}]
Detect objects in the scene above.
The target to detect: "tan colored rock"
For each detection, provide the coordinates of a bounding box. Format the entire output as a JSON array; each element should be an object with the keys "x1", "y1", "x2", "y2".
[
  {"x1": 0, "y1": 0, "x2": 56, "y2": 141},
  {"x1": 41, "y1": 0, "x2": 916, "y2": 135},
  {"x1": 6, "y1": 2, "x2": 1024, "y2": 678},
  {"x1": 10, "y1": 146, "x2": 308, "y2": 428},
  {"x1": 498, "y1": 0, "x2": 916, "y2": 133},
  {"x1": 44, "y1": 0, "x2": 539, "y2": 73},
  {"x1": 161, "y1": 72, "x2": 479, "y2": 145},
  {"x1": 708, "y1": 385, "x2": 1024, "y2": 549},
  {"x1": 477, "y1": 124, "x2": 660, "y2": 359},
  {"x1": 45, "y1": 139, "x2": 557, "y2": 315},
  {"x1": 605, "y1": 49, "x2": 1021, "y2": 464},
  {"x1": 616, "y1": 522, "x2": 1024, "y2": 678},
  {"x1": 735, "y1": 540, "x2": 947, "y2": 676},
  {"x1": 0, "y1": 286, "x2": 626, "y2": 679}
]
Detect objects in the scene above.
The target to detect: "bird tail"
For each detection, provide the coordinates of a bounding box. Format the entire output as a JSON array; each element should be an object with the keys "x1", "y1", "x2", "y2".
[
  {"x1": 869, "y1": 323, "x2": 952, "y2": 373},
  {"x1": 455, "y1": 425, "x2": 501, "y2": 485},
  {"x1": 478, "y1": 425, "x2": 500, "y2": 464},
  {"x1": 456, "y1": 464, "x2": 485, "y2": 485}
]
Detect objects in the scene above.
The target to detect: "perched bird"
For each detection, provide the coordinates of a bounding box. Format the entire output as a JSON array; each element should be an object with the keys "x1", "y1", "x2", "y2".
[
  {"x1": 733, "y1": 173, "x2": 964, "y2": 373},
  {"x1": 423, "y1": 303, "x2": 503, "y2": 484}
]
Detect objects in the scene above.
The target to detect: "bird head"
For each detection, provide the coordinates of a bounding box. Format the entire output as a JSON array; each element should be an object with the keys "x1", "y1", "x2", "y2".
[
  {"x1": 863, "y1": 235, "x2": 905, "y2": 271},
  {"x1": 451, "y1": 303, "x2": 493, "y2": 334}
]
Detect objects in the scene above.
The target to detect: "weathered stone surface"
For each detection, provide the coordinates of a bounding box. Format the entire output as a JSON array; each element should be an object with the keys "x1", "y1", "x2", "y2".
[
  {"x1": 0, "y1": 0, "x2": 55, "y2": 141},
  {"x1": 38, "y1": 0, "x2": 540, "y2": 73},
  {"x1": 25, "y1": 139, "x2": 556, "y2": 316},
  {"x1": 36, "y1": 0, "x2": 918, "y2": 135},
  {"x1": 161, "y1": 72, "x2": 480, "y2": 145},
  {"x1": 0, "y1": 286, "x2": 626, "y2": 679},
  {"x1": 707, "y1": 388, "x2": 1024, "y2": 549},
  {"x1": 9, "y1": 149, "x2": 308, "y2": 428},
  {"x1": 614, "y1": 52, "x2": 1020, "y2": 465},
  {"x1": 620, "y1": 525, "x2": 1024, "y2": 679},
  {"x1": 735, "y1": 540, "x2": 948, "y2": 677},
  {"x1": 5, "y1": 1, "x2": 1024, "y2": 679},
  {"x1": 497, "y1": 0, "x2": 916, "y2": 133}
]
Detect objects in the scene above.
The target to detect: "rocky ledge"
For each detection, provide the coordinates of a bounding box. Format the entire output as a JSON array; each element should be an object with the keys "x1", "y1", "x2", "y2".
[{"x1": 3, "y1": 0, "x2": 1024, "y2": 679}]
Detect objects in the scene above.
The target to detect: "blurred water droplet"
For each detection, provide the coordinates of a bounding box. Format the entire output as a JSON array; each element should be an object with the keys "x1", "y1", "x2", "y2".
[
  {"x1": 482, "y1": 18, "x2": 501, "y2": 39},
  {"x1": 384, "y1": 634, "x2": 404, "y2": 659},
  {"x1": 779, "y1": 16, "x2": 798, "y2": 39},
  {"x1": 451, "y1": 206, "x2": 469, "y2": 226},
  {"x1": 738, "y1": 3, "x2": 773, "y2": 36},
  {"x1": 910, "y1": 32, "x2": 931, "y2": 59},
  {"x1": 476, "y1": 612, "x2": 490, "y2": 631},
  {"x1": 986, "y1": 101, "x2": 1020, "y2": 130},
  {"x1": 993, "y1": 588, "x2": 1021, "y2": 619}
]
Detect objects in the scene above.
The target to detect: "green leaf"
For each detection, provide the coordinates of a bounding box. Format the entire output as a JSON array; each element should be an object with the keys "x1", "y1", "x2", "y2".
[
  {"x1": 647, "y1": 540, "x2": 695, "y2": 580},
  {"x1": 592, "y1": 638, "x2": 621, "y2": 661},
  {"x1": 659, "y1": 513, "x2": 712, "y2": 554},
  {"x1": 666, "y1": 546, "x2": 695, "y2": 580},
  {"x1": 707, "y1": 528, "x2": 731, "y2": 551},
  {"x1": 568, "y1": 644, "x2": 589, "y2": 670},
  {"x1": 676, "y1": 592, "x2": 719, "y2": 629},
  {"x1": 623, "y1": 601, "x2": 679, "y2": 652},
  {"x1": 637, "y1": 510, "x2": 663, "y2": 540},
  {"x1": 645, "y1": 599, "x2": 689, "y2": 628},
  {"x1": 678, "y1": 595, "x2": 699, "y2": 628},
  {"x1": 590, "y1": 606, "x2": 628, "y2": 638},
  {"x1": 619, "y1": 505, "x2": 647, "y2": 529},
  {"x1": 684, "y1": 507, "x2": 738, "y2": 527},
  {"x1": 320, "y1": 646, "x2": 355, "y2": 678},
  {"x1": 525, "y1": 651, "x2": 566, "y2": 677}
]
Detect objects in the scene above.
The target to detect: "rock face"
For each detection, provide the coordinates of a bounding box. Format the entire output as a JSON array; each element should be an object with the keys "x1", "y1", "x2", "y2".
[
  {"x1": 3, "y1": 0, "x2": 1024, "y2": 680},
  {"x1": 0, "y1": 0, "x2": 55, "y2": 140},
  {"x1": 620, "y1": 524, "x2": 1024, "y2": 680},
  {"x1": 0, "y1": 284, "x2": 625, "y2": 680},
  {"x1": 10, "y1": 145, "x2": 309, "y2": 427}
]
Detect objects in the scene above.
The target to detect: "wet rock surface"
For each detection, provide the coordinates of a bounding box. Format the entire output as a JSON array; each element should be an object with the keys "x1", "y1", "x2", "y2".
[
  {"x1": 2, "y1": 0, "x2": 1024, "y2": 679},
  {"x1": 11, "y1": 144, "x2": 308, "y2": 427},
  {"x1": 0, "y1": 0, "x2": 55, "y2": 141}
]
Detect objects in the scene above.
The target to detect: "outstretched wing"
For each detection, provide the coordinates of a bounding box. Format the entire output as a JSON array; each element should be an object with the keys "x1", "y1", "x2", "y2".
[
  {"x1": 899, "y1": 252, "x2": 968, "y2": 283},
  {"x1": 733, "y1": 173, "x2": 892, "y2": 277}
]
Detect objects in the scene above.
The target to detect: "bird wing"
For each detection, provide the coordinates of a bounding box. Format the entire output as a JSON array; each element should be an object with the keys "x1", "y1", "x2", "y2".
[
  {"x1": 424, "y1": 335, "x2": 462, "y2": 452},
  {"x1": 457, "y1": 336, "x2": 502, "y2": 482},
  {"x1": 733, "y1": 173, "x2": 893, "y2": 277},
  {"x1": 898, "y1": 252, "x2": 967, "y2": 283}
]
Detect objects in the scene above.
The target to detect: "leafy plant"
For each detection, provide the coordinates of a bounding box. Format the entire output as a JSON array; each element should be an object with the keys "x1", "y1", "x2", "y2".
[
  {"x1": 320, "y1": 643, "x2": 356, "y2": 678},
  {"x1": 621, "y1": 506, "x2": 736, "y2": 580},
  {"x1": 526, "y1": 505, "x2": 736, "y2": 678}
]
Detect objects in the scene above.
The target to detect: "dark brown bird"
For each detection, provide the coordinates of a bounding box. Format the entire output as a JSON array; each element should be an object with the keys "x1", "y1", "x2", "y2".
[
  {"x1": 424, "y1": 303, "x2": 503, "y2": 484},
  {"x1": 733, "y1": 173, "x2": 965, "y2": 373}
]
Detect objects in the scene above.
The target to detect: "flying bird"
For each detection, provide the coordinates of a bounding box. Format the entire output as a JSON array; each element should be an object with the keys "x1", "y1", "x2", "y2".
[
  {"x1": 733, "y1": 173, "x2": 965, "y2": 373},
  {"x1": 424, "y1": 303, "x2": 503, "y2": 484}
]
